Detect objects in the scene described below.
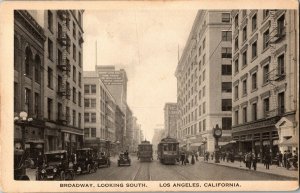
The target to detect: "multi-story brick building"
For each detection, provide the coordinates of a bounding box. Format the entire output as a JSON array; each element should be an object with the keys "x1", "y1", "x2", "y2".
[
  {"x1": 231, "y1": 10, "x2": 298, "y2": 159},
  {"x1": 164, "y1": 103, "x2": 178, "y2": 138},
  {"x1": 83, "y1": 71, "x2": 117, "y2": 151},
  {"x1": 115, "y1": 105, "x2": 125, "y2": 151},
  {"x1": 175, "y1": 10, "x2": 233, "y2": 153},
  {"x1": 14, "y1": 10, "x2": 46, "y2": 151}
]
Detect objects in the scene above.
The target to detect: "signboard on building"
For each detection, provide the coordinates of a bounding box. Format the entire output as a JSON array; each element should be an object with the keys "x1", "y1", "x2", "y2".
[{"x1": 99, "y1": 71, "x2": 124, "y2": 85}]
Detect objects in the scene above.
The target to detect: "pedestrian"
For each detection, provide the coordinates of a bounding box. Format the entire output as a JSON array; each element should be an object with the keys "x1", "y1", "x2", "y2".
[
  {"x1": 195, "y1": 151, "x2": 199, "y2": 161},
  {"x1": 185, "y1": 153, "x2": 190, "y2": 164},
  {"x1": 211, "y1": 152, "x2": 214, "y2": 161},
  {"x1": 180, "y1": 152, "x2": 185, "y2": 165},
  {"x1": 283, "y1": 150, "x2": 287, "y2": 168},
  {"x1": 252, "y1": 152, "x2": 257, "y2": 171},
  {"x1": 191, "y1": 153, "x2": 195, "y2": 164},
  {"x1": 265, "y1": 151, "x2": 271, "y2": 170},
  {"x1": 278, "y1": 151, "x2": 283, "y2": 167},
  {"x1": 36, "y1": 151, "x2": 45, "y2": 169},
  {"x1": 226, "y1": 151, "x2": 229, "y2": 162}
]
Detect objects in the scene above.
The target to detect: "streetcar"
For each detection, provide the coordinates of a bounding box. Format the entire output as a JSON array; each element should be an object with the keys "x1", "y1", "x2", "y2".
[
  {"x1": 157, "y1": 137, "x2": 179, "y2": 164},
  {"x1": 137, "y1": 140, "x2": 153, "y2": 161}
]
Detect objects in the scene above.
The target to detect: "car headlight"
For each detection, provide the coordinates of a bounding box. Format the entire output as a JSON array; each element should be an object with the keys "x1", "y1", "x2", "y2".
[
  {"x1": 41, "y1": 169, "x2": 46, "y2": 174},
  {"x1": 53, "y1": 168, "x2": 57, "y2": 173}
]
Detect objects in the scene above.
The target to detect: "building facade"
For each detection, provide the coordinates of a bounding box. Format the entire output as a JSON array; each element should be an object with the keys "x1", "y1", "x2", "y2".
[
  {"x1": 164, "y1": 103, "x2": 178, "y2": 138},
  {"x1": 115, "y1": 105, "x2": 125, "y2": 151},
  {"x1": 14, "y1": 10, "x2": 46, "y2": 151},
  {"x1": 175, "y1": 10, "x2": 233, "y2": 153},
  {"x1": 231, "y1": 10, "x2": 298, "y2": 159}
]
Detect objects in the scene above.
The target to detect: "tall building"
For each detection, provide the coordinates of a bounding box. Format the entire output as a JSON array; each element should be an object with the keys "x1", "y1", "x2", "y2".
[
  {"x1": 115, "y1": 105, "x2": 125, "y2": 150},
  {"x1": 14, "y1": 10, "x2": 46, "y2": 150},
  {"x1": 164, "y1": 103, "x2": 178, "y2": 138},
  {"x1": 43, "y1": 10, "x2": 84, "y2": 152},
  {"x1": 152, "y1": 128, "x2": 165, "y2": 152},
  {"x1": 231, "y1": 10, "x2": 298, "y2": 159},
  {"x1": 125, "y1": 104, "x2": 133, "y2": 151},
  {"x1": 175, "y1": 10, "x2": 233, "y2": 153},
  {"x1": 83, "y1": 71, "x2": 117, "y2": 150}
]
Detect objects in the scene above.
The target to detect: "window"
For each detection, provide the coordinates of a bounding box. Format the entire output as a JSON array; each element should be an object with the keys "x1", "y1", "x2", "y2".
[
  {"x1": 234, "y1": 59, "x2": 239, "y2": 73},
  {"x1": 91, "y1": 85, "x2": 96, "y2": 94},
  {"x1": 252, "y1": 41, "x2": 257, "y2": 59},
  {"x1": 222, "y1": 65, "x2": 232, "y2": 75},
  {"x1": 278, "y1": 92, "x2": 285, "y2": 115},
  {"x1": 234, "y1": 85, "x2": 239, "y2": 100},
  {"x1": 242, "y1": 79, "x2": 247, "y2": 95},
  {"x1": 202, "y1": 70, "x2": 205, "y2": 81},
  {"x1": 47, "y1": 67, "x2": 53, "y2": 89},
  {"x1": 57, "y1": 103, "x2": 62, "y2": 120},
  {"x1": 91, "y1": 128, "x2": 96, "y2": 137},
  {"x1": 222, "y1": 82, "x2": 232, "y2": 93},
  {"x1": 199, "y1": 121, "x2": 202, "y2": 132},
  {"x1": 73, "y1": 66, "x2": 76, "y2": 82},
  {"x1": 34, "y1": 57, "x2": 41, "y2": 83},
  {"x1": 203, "y1": 119, "x2": 206, "y2": 131},
  {"x1": 47, "y1": 98, "x2": 53, "y2": 120},
  {"x1": 203, "y1": 54, "x2": 206, "y2": 65},
  {"x1": 242, "y1": 10, "x2": 247, "y2": 18},
  {"x1": 222, "y1": 13, "x2": 231, "y2": 23},
  {"x1": 73, "y1": 22, "x2": 76, "y2": 38},
  {"x1": 263, "y1": 29, "x2": 270, "y2": 49},
  {"x1": 58, "y1": 49, "x2": 62, "y2": 65},
  {"x1": 78, "y1": 92, "x2": 81, "y2": 107},
  {"x1": 235, "y1": 110, "x2": 239, "y2": 125},
  {"x1": 48, "y1": 11, "x2": 53, "y2": 32},
  {"x1": 84, "y1": 113, "x2": 89, "y2": 122},
  {"x1": 79, "y1": 52, "x2": 82, "y2": 67},
  {"x1": 242, "y1": 26, "x2": 247, "y2": 42},
  {"x1": 263, "y1": 64, "x2": 269, "y2": 84},
  {"x1": 203, "y1": 86, "x2": 205, "y2": 97},
  {"x1": 222, "y1": 31, "x2": 232, "y2": 41},
  {"x1": 242, "y1": 107, "x2": 247, "y2": 123},
  {"x1": 234, "y1": 36, "x2": 239, "y2": 51},
  {"x1": 252, "y1": 72, "x2": 257, "y2": 90},
  {"x1": 84, "y1": 99, "x2": 89, "y2": 107},
  {"x1": 78, "y1": 113, "x2": 81, "y2": 128},
  {"x1": 263, "y1": 98, "x2": 270, "y2": 117},
  {"x1": 263, "y1": 10, "x2": 270, "y2": 19},
  {"x1": 66, "y1": 82, "x2": 70, "y2": 99},
  {"x1": 73, "y1": 44, "x2": 76, "y2": 61},
  {"x1": 252, "y1": 103, "x2": 257, "y2": 121},
  {"x1": 91, "y1": 113, "x2": 96, "y2": 122},
  {"x1": 78, "y1": 72, "x2": 82, "y2": 87},
  {"x1": 84, "y1": 85, "x2": 89, "y2": 93},
  {"x1": 222, "y1": 117, "x2": 232, "y2": 130},
  {"x1": 73, "y1": 87, "x2": 76, "y2": 103},
  {"x1": 202, "y1": 102, "x2": 206, "y2": 114},
  {"x1": 78, "y1": 11, "x2": 82, "y2": 26},
  {"x1": 222, "y1": 99, "x2": 232, "y2": 111},
  {"x1": 277, "y1": 14, "x2": 285, "y2": 36},
  {"x1": 48, "y1": 38, "x2": 53, "y2": 60},
  {"x1": 222, "y1": 47, "x2": 232, "y2": 58},
  {"x1": 242, "y1": 50, "x2": 247, "y2": 67},
  {"x1": 198, "y1": 46, "x2": 201, "y2": 56},
  {"x1": 66, "y1": 107, "x2": 70, "y2": 124},
  {"x1": 234, "y1": 14, "x2": 239, "y2": 29},
  {"x1": 72, "y1": 110, "x2": 76, "y2": 126},
  {"x1": 34, "y1": 93, "x2": 40, "y2": 116},
  {"x1": 252, "y1": 13, "x2": 257, "y2": 31},
  {"x1": 278, "y1": 54, "x2": 285, "y2": 75},
  {"x1": 84, "y1": 128, "x2": 89, "y2": 138},
  {"x1": 202, "y1": 38, "x2": 206, "y2": 49},
  {"x1": 91, "y1": 99, "x2": 96, "y2": 108}
]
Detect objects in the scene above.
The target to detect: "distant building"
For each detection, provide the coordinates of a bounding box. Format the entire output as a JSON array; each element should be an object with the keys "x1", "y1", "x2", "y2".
[
  {"x1": 164, "y1": 103, "x2": 178, "y2": 138},
  {"x1": 125, "y1": 104, "x2": 133, "y2": 151},
  {"x1": 231, "y1": 10, "x2": 298, "y2": 159},
  {"x1": 175, "y1": 10, "x2": 233, "y2": 153},
  {"x1": 152, "y1": 128, "x2": 165, "y2": 152}
]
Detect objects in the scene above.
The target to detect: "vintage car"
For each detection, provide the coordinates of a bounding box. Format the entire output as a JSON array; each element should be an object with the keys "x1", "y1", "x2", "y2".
[
  {"x1": 14, "y1": 149, "x2": 30, "y2": 180},
  {"x1": 117, "y1": 153, "x2": 131, "y2": 166},
  {"x1": 36, "y1": 150, "x2": 75, "y2": 181},
  {"x1": 74, "y1": 148, "x2": 98, "y2": 174},
  {"x1": 97, "y1": 152, "x2": 111, "y2": 168}
]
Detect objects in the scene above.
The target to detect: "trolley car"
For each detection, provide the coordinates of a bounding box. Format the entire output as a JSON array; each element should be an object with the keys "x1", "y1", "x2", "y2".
[
  {"x1": 137, "y1": 140, "x2": 153, "y2": 161},
  {"x1": 157, "y1": 137, "x2": 179, "y2": 164}
]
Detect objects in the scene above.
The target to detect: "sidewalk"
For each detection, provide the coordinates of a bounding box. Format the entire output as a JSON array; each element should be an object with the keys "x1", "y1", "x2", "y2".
[{"x1": 200, "y1": 157, "x2": 298, "y2": 179}]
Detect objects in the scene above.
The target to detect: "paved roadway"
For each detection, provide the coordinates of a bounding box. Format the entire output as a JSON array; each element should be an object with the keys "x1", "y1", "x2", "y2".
[{"x1": 75, "y1": 155, "x2": 293, "y2": 181}]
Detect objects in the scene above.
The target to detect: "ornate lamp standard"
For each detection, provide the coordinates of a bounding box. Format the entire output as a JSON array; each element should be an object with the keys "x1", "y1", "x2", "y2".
[
  {"x1": 115, "y1": 140, "x2": 120, "y2": 155},
  {"x1": 14, "y1": 111, "x2": 33, "y2": 149},
  {"x1": 213, "y1": 124, "x2": 222, "y2": 163}
]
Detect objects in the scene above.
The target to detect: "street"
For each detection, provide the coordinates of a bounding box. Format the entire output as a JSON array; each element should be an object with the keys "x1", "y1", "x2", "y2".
[{"x1": 74, "y1": 155, "x2": 293, "y2": 181}]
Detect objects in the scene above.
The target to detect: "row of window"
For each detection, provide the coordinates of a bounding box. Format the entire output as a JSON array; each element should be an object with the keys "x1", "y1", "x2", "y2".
[{"x1": 84, "y1": 84, "x2": 97, "y2": 94}]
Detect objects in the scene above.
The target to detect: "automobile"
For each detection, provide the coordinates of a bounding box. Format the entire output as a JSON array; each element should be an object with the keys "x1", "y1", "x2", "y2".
[
  {"x1": 14, "y1": 149, "x2": 30, "y2": 180},
  {"x1": 97, "y1": 152, "x2": 111, "y2": 168},
  {"x1": 74, "y1": 148, "x2": 98, "y2": 174},
  {"x1": 117, "y1": 153, "x2": 131, "y2": 166},
  {"x1": 36, "y1": 150, "x2": 75, "y2": 181}
]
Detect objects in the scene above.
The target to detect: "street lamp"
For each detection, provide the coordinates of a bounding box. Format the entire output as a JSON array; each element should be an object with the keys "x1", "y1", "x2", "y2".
[
  {"x1": 14, "y1": 111, "x2": 33, "y2": 150},
  {"x1": 116, "y1": 140, "x2": 120, "y2": 155},
  {"x1": 213, "y1": 124, "x2": 222, "y2": 163}
]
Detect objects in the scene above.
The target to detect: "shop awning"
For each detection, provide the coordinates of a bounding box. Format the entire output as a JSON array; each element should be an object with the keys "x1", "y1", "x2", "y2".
[{"x1": 278, "y1": 137, "x2": 298, "y2": 147}]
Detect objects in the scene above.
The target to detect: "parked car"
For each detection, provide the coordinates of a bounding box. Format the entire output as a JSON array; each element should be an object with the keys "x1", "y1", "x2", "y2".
[
  {"x1": 36, "y1": 150, "x2": 75, "y2": 181},
  {"x1": 118, "y1": 153, "x2": 131, "y2": 166},
  {"x1": 14, "y1": 149, "x2": 30, "y2": 180},
  {"x1": 74, "y1": 148, "x2": 98, "y2": 174},
  {"x1": 97, "y1": 152, "x2": 111, "y2": 168}
]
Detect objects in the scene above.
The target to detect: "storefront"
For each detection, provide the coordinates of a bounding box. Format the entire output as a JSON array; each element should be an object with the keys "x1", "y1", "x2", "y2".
[{"x1": 275, "y1": 116, "x2": 298, "y2": 152}]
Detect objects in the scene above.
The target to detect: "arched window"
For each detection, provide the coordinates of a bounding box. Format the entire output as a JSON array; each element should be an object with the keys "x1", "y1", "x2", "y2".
[
  {"x1": 25, "y1": 47, "x2": 32, "y2": 77},
  {"x1": 34, "y1": 55, "x2": 41, "y2": 83}
]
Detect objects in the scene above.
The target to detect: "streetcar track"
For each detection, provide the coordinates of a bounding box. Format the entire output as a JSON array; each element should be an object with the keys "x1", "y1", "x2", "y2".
[
  {"x1": 132, "y1": 161, "x2": 152, "y2": 181},
  {"x1": 164, "y1": 164, "x2": 191, "y2": 180}
]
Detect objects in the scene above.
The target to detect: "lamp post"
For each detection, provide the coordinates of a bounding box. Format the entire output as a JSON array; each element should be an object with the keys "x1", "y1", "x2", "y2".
[
  {"x1": 116, "y1": 140, "x2": 120, "y2": 155},
  {"x1": 14, "y1": 111, "x2": 33, "y2": 150},
  {"x1": 213, "y1": 124, "x2": 222, "y2": 163}
]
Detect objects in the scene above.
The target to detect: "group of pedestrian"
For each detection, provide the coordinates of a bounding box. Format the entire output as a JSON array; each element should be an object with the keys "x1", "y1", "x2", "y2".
[
  {"x1": 180, "y1": 151, "x2": 199, "y2": 165},
  {"x1": 277, "y1": 150, "x2": 298, "y2": 169},
  {"x1": 244, "y1": 152, "x2": 258, "y2": 170},
  {"x1": 221, "y1": 151, "x2": 235, "y2": 163}
]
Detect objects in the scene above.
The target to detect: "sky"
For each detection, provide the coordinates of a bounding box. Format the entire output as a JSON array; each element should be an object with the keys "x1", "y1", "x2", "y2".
[{"x1": 83, "y1": 10, "x2": 198, "y2": 140}]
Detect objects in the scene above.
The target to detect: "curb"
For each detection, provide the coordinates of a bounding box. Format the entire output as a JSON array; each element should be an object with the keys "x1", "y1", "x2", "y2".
[{"x1": 203, "y1": 161, "x2": 298, "y2": 180}]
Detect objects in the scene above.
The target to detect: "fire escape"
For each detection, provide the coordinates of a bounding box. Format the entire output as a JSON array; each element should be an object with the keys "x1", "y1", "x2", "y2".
[
  {"x1": 264, "y1": 10, "x2": 287, "y2": 120},
  {"x1": 57, "y1": 10, "x2": 71, "y2": 124}
]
